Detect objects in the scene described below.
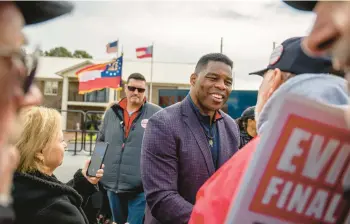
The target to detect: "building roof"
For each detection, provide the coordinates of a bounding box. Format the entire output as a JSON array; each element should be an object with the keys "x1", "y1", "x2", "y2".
[
  {"x1": 34, "y1": 56, "x2": 260, "y2": 89},
  {"x1": 35, "y1": 57, "x2": 88, "y2": 80},
  {"x1": 35, "y1": 56, "x2": 195, "y2": 84}
]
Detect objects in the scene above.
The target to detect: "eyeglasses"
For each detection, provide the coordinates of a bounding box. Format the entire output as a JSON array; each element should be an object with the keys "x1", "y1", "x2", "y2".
[
  {"x1": 0, "y1": 45, "x2": 40, "y2": 94},
  {"x1": 127, "y1": 86, "x2": 146, "y2": 93},
  {"x1": 23, "y1": 46, "x2": 40, "y2": 94}
]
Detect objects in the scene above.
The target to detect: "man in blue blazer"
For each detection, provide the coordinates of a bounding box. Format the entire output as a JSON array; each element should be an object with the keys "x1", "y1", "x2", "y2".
[{"x1": 141, "y1": 53, "x2": 240, "y2": 224}]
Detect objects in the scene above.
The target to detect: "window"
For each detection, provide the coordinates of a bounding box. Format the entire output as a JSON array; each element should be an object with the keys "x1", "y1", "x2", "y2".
[
  {"x1": 44, "y1": 81, "x2": 58, "y2": 96},
  {"x1": 84, "y1": 88, "x2": 109, "y2": 103},
  {"x1": 158, "y1": 89, "x2": 188, "y2": 108}
]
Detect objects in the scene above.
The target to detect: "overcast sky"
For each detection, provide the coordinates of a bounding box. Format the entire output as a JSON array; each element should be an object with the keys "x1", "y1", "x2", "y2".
[{"x1": 23, "y1": 0, "x2": 316, "y2": 89}]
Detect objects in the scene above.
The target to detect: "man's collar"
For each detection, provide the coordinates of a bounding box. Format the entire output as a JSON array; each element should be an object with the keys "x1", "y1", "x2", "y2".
[{"x1": 188, "y1": 94, "x2": 222, "y2": 122}]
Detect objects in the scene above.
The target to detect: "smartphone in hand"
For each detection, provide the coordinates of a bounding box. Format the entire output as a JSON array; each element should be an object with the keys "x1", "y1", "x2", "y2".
[{"x1": 87, "y1": 142, "x2": 109, "y2": 177}]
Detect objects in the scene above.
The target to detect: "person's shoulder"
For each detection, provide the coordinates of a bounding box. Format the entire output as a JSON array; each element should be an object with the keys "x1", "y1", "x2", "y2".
[
  {"x1": 104, "y1": 105, "x2": 119, "y2": 117},
  {"x1": 104, "y1": 106, "x2": 114, "y2": 115},
  {"x1": 35, "y1": 198, "x2": 84, "y2": 224},
  {"x1": 145, "y1": 102, "x2": 162, "y2": 111},
  {"x1": 220, "y1": 111, "x2": 237, "y2": 124},
  {"x1": 220, "y1": 110, "x2": 240, "y2": 132},
  {"x1": 149, "y1": 102, "x2": 182, "y2": 122}
]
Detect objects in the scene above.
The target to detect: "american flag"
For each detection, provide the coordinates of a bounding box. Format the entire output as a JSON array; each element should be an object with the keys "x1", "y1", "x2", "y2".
[{"x1": 106, "y1": 40, "x2": 118, "y2": 54}]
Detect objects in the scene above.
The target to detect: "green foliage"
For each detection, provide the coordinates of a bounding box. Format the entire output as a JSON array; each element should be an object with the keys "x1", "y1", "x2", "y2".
[
  {"x1": 73, "y1": 50, "x2": 93, "y2": 59},
  {"x1": 43, "y1": 47, "x2": 93, "y2": 59},
  {"x1": 44, "y1": 47, "x2": 73, "y2": 57}
]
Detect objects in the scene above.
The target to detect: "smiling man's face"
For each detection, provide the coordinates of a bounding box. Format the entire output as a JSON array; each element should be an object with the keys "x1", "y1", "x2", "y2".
[{"x1": 191, "y1": 60, "x2": 233, "y2": 114}]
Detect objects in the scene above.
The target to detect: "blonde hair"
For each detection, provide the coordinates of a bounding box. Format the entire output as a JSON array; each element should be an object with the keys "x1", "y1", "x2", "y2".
[{"x1": 16, "y1": 106, "x2": 62, "y2": 173}]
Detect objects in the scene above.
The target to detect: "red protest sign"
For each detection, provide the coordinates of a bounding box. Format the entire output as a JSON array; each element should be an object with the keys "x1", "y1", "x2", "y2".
[{"x1": 249, "y1": 114, "x2": 350, "y2": 224}]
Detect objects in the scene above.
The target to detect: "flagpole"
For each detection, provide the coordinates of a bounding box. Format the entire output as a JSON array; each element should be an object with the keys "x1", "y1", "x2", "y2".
[
  {"x1": 220, "y1": 37, "x2": 223, "y2": 53},
  {"x1": 114, "y1": 39, "x2": 119, "y2": 101},
  {"x1": 149, "y1": 42, "x2": 154, "y2": 103}
]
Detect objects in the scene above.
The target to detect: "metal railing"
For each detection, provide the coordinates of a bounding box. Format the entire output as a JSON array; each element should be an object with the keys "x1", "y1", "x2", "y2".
[{"x1": 59, "y1": 109, "x2": 105, "y2": 156}]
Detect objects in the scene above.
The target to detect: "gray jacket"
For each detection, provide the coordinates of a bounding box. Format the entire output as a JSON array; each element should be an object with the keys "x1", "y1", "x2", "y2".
[
  {"x1": 98, "y1": 101, "x2": 162, "y2": 193},
  {"x1": 257, "y1": 73, "x2": 349, "y2": 135}
]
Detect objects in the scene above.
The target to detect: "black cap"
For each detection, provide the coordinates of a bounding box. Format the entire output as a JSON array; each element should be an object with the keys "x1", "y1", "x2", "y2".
[
  {"x1": 241, "y1": 106, "x2": 255, "y2": 119},
  {"x1": 249, "y1": 37, "x2": 333, "y2": 76},
  {"x1": 283, "y1": 1, "x2": 317, "y2": 11},
  {"x1": 14, "y1": 1, "x2": 74, "y2": 25}
]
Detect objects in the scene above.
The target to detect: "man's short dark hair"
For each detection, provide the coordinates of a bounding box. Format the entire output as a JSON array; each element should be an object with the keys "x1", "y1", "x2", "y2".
[
  {"x1": 127, "y1": 73, "x2": 146, "y2": 83},
  {"x1": 195, "y1": 53, "x2": 233, "y2": 74}
]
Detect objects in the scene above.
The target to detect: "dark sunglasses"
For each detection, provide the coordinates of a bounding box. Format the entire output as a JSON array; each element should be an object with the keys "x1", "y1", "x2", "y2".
[{"x1": 127, "y1": 86, "x2": 146, "y2": 93}]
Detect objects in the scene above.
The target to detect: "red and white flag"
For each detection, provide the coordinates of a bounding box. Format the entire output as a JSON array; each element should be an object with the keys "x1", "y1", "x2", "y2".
[{"x1": 136, "y1": 45, "x2": 153, "y2": 59}]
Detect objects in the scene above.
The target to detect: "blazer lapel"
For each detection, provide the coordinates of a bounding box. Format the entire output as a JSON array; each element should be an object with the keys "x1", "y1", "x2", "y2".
[
  {"x1": 217, "y1": 117, "x2": 230, "y2": 167},
  {"x1": 181, "y1": 97, "x2": 215, "y2": 175}
]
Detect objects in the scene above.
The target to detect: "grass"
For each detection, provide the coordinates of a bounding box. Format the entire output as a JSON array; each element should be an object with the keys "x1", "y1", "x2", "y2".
[{"x1": 68, "y1": 134, "x2": 97, "y2": 143}]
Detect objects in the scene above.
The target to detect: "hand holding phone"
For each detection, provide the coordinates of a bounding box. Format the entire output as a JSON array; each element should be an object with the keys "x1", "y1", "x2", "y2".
[
  {"x1": 82, "y1": 160, "x2": 104, "y2": 185},
  {"x1": 86, "y1": 142, "x2": 109, "y2": 177}
]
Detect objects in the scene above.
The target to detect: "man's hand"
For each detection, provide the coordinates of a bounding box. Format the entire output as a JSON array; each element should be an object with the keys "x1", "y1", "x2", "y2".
[
  {"x1": 0, "y1": 146, "x2": 19, "y2": 205},
  {"x1": 81, "y1": 159, "x2": 104, "y2": 185},
  {"x1": 303, "y1": 1, "x2": 350, "y2": 72}
]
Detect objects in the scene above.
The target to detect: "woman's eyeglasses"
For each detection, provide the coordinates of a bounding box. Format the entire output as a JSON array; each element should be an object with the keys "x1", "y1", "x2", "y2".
[{"x1": 127, "y1": 86, "x2": 146, "y2": 93}]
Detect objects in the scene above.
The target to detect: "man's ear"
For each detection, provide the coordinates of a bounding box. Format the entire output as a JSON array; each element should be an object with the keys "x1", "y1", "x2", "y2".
[
  {"x1": 190, "y1": 73, "x2": 198, "y2": 87},
  {"x1": 267, "y1": 68, "x2": 283, "y2": 98}
]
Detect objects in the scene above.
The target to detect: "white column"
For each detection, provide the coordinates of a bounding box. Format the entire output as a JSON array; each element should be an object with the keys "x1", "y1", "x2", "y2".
[
  {"x1": 108, "y1": 89, "x2": 115, "y2": 103},
  {"x1": 61, "y1": 76, "x2": 69, "y2": 130},
  {"x1": 115, "y1": 89, "x2": 119, "y2": 101}
]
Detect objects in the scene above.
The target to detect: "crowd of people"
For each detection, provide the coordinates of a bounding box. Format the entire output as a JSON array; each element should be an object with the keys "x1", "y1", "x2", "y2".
[{"x1": 0, "y1": 1, "x2": 350, "y2": 224}]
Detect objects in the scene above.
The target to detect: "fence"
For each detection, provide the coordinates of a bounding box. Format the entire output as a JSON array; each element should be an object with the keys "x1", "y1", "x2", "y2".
[{"x1": 59, "y1": 109, "x2": 105, "y2": 156}]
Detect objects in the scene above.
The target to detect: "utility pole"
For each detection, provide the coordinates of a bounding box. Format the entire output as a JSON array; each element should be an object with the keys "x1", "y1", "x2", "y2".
[
  {"x1": 149, "y1": 42, "x2": 154, "y2": 103},
  {"x1": 273, "y1": 41, "x2": 276, "y2": 49}
]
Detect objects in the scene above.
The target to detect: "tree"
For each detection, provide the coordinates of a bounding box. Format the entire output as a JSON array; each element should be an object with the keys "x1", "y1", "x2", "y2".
[
  {"x1": 44, "y1": 47, "x2": 73, "y2": 57},
  {"x1": 43, "y1": 47, "x2": 93, "y2": 59},
  {"x1": 73, "y1": 50, "x2": 93, "y2": 59}
]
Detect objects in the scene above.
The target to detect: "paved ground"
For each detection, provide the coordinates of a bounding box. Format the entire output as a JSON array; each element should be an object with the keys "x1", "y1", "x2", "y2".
[{"x1": 54, "y1": 150, "x2": 92, "y2": 182}]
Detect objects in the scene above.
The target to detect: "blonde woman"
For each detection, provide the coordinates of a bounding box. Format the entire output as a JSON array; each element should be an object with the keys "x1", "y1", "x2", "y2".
[{"x1": 12, "y1": 106, "x2": 104, "y2": 224}]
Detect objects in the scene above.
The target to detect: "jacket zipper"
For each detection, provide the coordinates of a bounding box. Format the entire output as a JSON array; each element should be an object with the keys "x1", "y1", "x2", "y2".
[
  {"x1": 115, "y1": 107, "x2": 144, "y2": 192},
  {"x1": 115, "y1": 124, "x2": 124, "y2": 192}
]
